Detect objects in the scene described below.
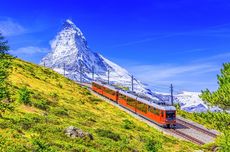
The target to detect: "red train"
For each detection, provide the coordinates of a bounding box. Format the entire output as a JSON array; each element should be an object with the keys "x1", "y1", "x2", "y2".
[{"x1": 92, "y1": 81, "x2": 176, "y2": 128}]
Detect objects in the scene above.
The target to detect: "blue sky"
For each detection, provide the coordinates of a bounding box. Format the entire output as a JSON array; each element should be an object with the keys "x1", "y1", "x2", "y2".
[{"x1": 0, "y1": 0, "x2": 230, "y2": 92}]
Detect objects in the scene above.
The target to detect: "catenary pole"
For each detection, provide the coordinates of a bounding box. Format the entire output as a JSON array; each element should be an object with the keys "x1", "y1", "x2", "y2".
[{"x1": 170, "y1": 84, "x2": 173, "y2": 105}]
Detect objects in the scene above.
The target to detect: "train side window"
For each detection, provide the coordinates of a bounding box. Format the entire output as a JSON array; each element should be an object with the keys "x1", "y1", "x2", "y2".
[
  {"x1": 104, "y1": 88, "x2": 115, "y2": 95},
  {"x1": 93, "y1": 83, "x2": 98, "y2": 88},
  {"x1": 153, "y1": 108, "x2": 155, "y2": 114},
  {"x1": 105, "y1": 88, "x2": 108, "y2": 93},
  {"x1": 161, "y1": 111, "x2": 164, "y2": 117},
  {"x1": 119, "y1": 93, "x2": 126, "y2": 100},
  {"x1": 94, "y1": 83, "x2": 101, "y2": 89},
  {"x1": 155, "y1": 109, "x2": 160, "y2": 115},
  {"x1": 127, "y1": 97, "x2": 136, "y2": 107},
  {"x1": 149, "y1": 106, "x2": 156, "y2": 114},
  {"x1": 136, "y1": 101, "x2": 147, "y2": 113}
]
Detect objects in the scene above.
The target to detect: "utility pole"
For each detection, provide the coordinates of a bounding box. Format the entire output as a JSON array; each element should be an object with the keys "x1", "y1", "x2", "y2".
[
  {"x1": 92, "y1": 66, "x2": 94, "y2": 81},
  {"x1": 131, "y1": 75, "x2": 134, "y2": 92},
  {"x1": 107, "y1": 70, "x2": 110, "y2": 85},
  {"x1": 63, "y1": 63, "x2": 66, "y2": 76},
  {"x1": 43, "y1": 62, "x2": 46, "y2": 67},
  {"x1": 170, "y1": 84, "x2": 173, "y2": 105},
  {"x1": 80, "y1": 63, "x2": 82, "y2": 83}
]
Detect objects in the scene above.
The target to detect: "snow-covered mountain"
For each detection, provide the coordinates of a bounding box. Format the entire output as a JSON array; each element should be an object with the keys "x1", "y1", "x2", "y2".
[
  {"x1": 40, "y1": 19, "x2": 153, "y2": 97},
  {"x1": 174, "y1": 91, "x2": 221, "y2": 112},
  {"x1": 40, "y1": 19, "x2": 218, "y2": 113}
]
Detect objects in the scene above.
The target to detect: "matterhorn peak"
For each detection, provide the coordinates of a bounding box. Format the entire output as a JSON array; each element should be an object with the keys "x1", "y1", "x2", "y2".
[
  {"x1": 63, "y1": 19, "x2": 77, "y2": 29},
  {"x1": 61, "y1": 19, "x2": 85, "y2": 40},
  {"x1": 40, "y1": 19, "x2": 153, "y2": 101},
  {"x1": 65, "y1": 19, "x2": 75, "y2": 25}
]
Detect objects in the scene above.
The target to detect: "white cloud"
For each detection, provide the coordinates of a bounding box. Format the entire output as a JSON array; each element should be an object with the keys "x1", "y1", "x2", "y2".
[
  {"x1": 129, "y1": 64, "x2": 218, "y2": 82},
  {"x1": 126, "y1": 53, "x2": 228, "y2": 92},
  {"x1": 128, "y1": 53, "x2": 226, "y2": 91},
  {"x1": 194, "y1": 52, "x2": 230, "y2": 63},
  {"x1": 9, "y1": 46, "x2": 50, "y2": 63},
  {"x1": 10, "y1": 46, "x2": 49, "y2": 56},
  {"x1": 0, "y1": 18, "x2": 26, "y2": 36}
]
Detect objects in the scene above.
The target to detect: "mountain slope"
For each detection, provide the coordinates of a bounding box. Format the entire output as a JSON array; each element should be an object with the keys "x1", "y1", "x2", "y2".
[{"x1": 0, "y1": 58, "x2": 202, "y2": 151}]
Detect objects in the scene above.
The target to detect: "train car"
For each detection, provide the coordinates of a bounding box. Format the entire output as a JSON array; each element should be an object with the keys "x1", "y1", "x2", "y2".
[
  {"x1": 92, "y1": 81, "x2": 118, "y2": 103},
  {"x1": 92, "y1": 81, "x2": 176, "y2": 128},
  {"x1": 92, "y1": 81, "x2": 104, "y2": 95},
  {"x1": 139, "y1": 98, "x2": 176, "y2": 128},
  {"x1": 118, "y1": 90, "x2": 176, "y2": 127}
]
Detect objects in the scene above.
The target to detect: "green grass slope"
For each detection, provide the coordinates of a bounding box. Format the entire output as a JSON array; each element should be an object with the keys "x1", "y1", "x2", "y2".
[{"x1": 0, "y1": 58, "x2": 203, "y2": 152}]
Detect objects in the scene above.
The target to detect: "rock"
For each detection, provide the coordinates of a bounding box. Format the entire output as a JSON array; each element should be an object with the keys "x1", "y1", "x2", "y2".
[{"x1": 64, "y1": 126, "x2": 93, "y2": 140}]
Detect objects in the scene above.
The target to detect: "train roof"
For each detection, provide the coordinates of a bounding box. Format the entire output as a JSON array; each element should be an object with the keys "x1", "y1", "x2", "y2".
[
  {"x1": 118, "y1": 90, "x2": 176, "y2": 111},
  {"x1": 92, "y1": 81, "x2": 176, "y2": 111},
  {"x1": 93, "y1": 81, "x2": 118, "y2": 92}
]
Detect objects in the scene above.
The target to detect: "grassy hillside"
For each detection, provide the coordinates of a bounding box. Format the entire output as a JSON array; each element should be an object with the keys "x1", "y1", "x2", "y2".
[{"x1": 0, "y1": 58, "x2": 204, "y2": 151}]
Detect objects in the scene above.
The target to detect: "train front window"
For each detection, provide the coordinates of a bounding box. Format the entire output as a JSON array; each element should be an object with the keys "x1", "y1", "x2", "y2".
[{"x1": 166, "y1": 111, "x2": 175, "y2": 120}]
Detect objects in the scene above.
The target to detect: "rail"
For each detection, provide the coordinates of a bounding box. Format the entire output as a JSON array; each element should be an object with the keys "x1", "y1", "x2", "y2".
[
  {"x1": 176, "y1": 118, "x2": 217, "y2": 138},
  {"x1": 169, "y1": 129, "x2": 205, "y2": 145}
]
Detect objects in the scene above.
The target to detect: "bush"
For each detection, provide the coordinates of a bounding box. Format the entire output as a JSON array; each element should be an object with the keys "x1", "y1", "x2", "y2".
[
  {"x1": 18, "y1": 87, "x2": 31, "y2": 105},
  {"x1": 0, "y1": 101, "x2": 14, "y2": 117},
  {"x1": 32, "y1": 138, "x2": 56, "y2": 152},
  {"x1": 122, "y1": 119, "x2": 135, "y2": 129},
  {"x1": 33, "y1": 100, "x2": 49, "y2": 111},
  {"x1": 53, "y1": 107, "x2": 68, "y2": 116},
  {"x1": 95, "y1": 129, "x2": 121, "y2": 141},
  {"x1": 219, "y1": 130, "x2": 230, "y2": 152},
  {"x1": 146, "y1": 138, "x2": 162, "y2": 152},
  {"x1": 49, "y1": 92, "x2": 58, "y2": 103},
  {"x1": 57, "y1": 82, "x2": 62, "y2": 88}
]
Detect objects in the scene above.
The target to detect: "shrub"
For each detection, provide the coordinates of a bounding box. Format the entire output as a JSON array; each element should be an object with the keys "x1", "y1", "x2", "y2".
[
  {"x1": 18, "y1": 87, "x2": 31, "y2": 105},
  {"x1": 57, "y1": 82, "x2": 63, "y2": 88},
  {"x1": 53, "y1": 107, "x2": 68, "y2": 116},
  {"x1": 122, "y1": 119, "x2": 135, "y2": 129},
  {"x1": 34, "y1": 100, "x2": 49, "y2": 111},
  {"x1": 95, "y1": 129, "x2": 121, "y2": 141},
  {"x1": 19, "y1": 117, "x2": 34, "y2": 130},
  {"x1": 146, "y1": 138, "x2": 162, "y2": 152},
  {"x1": 89, "y1": 96, "x2": 101, "y2": 104},
  {"x1": 32, "y1": 138, "x2": 56, "y2": 152},
  {"x1": 219, "y1": 130, "x2": 230, "y2": 152},
  {"x1": 50, "y1": 92, "x2": 58, "y2": 103},
  {"x1": 0, "y1": 101, "x2": 14, "y2": 117}
]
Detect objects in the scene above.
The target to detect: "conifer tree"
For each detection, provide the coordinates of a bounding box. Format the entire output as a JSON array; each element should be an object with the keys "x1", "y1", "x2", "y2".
[
  {"x1": 0, "y1": 33, "x2": 9, "y2": 56},
  {"x1": 0, "y1": 32, "x2": 14, "y2": 117},
  {"x1": 200, "y1": 63, "x2": 230, "y2": 110},
  {"x1": 0, "y1": 32, "x2": 10, "y2": 99}
]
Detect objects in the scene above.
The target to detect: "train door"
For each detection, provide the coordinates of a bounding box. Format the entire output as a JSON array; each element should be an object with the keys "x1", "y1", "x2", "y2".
[
  {"x1": 160, "y1": 110, "x2": 165, "y2": 123},
  {"x1": 102, "y1": 86, "x2": 105, "y2": 96},
  {"x1": 115, "y1": 91, "x2": 118, "y2": 103}
]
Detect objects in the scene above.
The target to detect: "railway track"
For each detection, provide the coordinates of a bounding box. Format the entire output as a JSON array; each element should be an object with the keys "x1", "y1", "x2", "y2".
[
  {"x1": 78, "y1": 82, "x2": 217, "y2": 145},
  {"x1": 176, "y1": 118, "x2": 217, "y2": 138},
  {"x1": 169, "y1": 128, "x2": 205, "y2": 145}
]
